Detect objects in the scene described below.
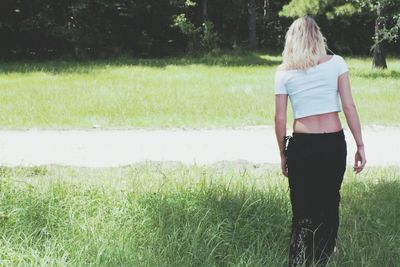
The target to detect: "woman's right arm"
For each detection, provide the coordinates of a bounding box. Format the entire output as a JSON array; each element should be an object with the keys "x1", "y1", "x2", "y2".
[
  {"x1": 275, "y1": 94, "x2": 288, "y2": 177},
  {"x1": 338, "y1": 72, "x2": 367, "y2": 173}
]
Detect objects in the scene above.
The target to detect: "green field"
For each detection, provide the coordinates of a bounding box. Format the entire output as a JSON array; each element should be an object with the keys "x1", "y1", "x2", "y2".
[
  {"x1": 0, "y1": 163, "x2": 399, "y2": 266},
  {"x1": 1, "y1": 51, "x2": 399, "y2": 266},
  {"x1": 1, "y1": 51, "x2": 399, "y2": 129}
]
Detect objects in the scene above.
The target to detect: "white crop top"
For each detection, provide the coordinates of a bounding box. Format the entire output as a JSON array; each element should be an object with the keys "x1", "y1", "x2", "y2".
[{"x1": 274, "y1": 54, "x2": 349, "y2": 119}]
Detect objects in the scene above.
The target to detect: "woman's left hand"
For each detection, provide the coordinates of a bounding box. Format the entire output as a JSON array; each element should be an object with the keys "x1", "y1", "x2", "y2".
[{"x1": 354, "y1": 147, "x2": 366, "y2": 174}]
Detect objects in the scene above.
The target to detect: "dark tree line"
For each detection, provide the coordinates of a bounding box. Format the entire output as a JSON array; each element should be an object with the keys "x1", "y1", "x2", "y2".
[{"x1": 0, "y1": 0, "x2": 398, "y2": 60}]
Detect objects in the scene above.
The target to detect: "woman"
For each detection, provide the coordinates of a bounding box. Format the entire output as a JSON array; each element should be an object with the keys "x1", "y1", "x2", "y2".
[{"x1": 274, "y1": 16, "x2": 367, "y2": 266}]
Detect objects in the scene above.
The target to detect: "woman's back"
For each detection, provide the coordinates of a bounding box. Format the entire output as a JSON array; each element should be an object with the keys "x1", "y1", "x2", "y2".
[
  {"x1": 293, "y1": 112, "x2": 342, "y2": 133},
  {"x1": 274, "y1": 54, "x2": 349, "y2": 133}
]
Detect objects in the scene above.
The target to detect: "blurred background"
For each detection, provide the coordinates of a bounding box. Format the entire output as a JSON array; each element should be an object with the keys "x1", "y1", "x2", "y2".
[{"x1": 1, "y1": 0, "x2": 398, "y2": 63}]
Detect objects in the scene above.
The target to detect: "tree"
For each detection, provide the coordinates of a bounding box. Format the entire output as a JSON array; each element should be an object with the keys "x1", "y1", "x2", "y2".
[
  {"x1": 171, "y1": 0, "x2": 219, "y2": 54},
  {"x1": 172, "y1": 13, "x2": 202, "y2": 55},
  {"x1": 352, "y1": 0, "x2": 400, "y2": 68},
  {"x1": 248, "y1": 0, "x2": 258, "y2": 50},
  {"x1": 372, "y1": 1, "x2": 387, "y2": 68}
]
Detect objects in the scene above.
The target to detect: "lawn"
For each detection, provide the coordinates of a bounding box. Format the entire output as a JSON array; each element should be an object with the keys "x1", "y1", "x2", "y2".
[
  {"x1": 0, "y1": 163, "x2": 399, "y2": 266},
  {"x1": 0, "y1": 51, "x2": 399, "y2": 129}
]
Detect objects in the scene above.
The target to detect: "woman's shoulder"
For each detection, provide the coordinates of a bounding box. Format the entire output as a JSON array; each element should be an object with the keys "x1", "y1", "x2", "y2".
[
  {"x1": 277, "y1": 63, "x2": 286, "y2": 71},
  {"x1": 333, "y1": 54, "x2": 349, "y2": 75},
  {"x1": 331, "y1": 54, "x2": 347, "y2": 63}
]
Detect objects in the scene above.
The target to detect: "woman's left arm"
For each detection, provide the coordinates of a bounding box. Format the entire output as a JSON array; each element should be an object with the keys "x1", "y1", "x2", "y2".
[{"x1": 274, "y1": 94, "x2": 288, "y2": 176}]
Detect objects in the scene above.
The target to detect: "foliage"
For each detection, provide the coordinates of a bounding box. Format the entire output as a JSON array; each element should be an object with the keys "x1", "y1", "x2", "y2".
[
  {"x1": 0, "y1": 0, "x2": 398, "y2": 58},
  {"x1": 279, "y1": 0, "x2": 399, "y2": 57},
  {"x1": 353, "y1": 0, "x2": 400, "y2": 51},
  {"x1": 328, "y1": 3, "x2": 362, "y2": 18},
  {"x1": 279, "y1": 0, "x2": 334, "y2": 17},
  {"x1": 172, "y1": 14, "x2": 199, "y2": 36},
  {"x1": 200, "y1": 20, "x2": 220, "y2": 52}
]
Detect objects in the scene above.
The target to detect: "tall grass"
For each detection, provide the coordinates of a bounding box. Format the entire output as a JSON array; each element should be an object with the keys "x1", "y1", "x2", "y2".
[
  {"x1": 0, "y1": 163, "x2": 399, "y2": 266},
  {"x1": 0, "y1": 51, "x2": 399, "y2": 129}
]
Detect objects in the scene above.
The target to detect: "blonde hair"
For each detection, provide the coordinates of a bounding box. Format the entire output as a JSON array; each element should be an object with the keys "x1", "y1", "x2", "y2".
[{"x1": 281, "y1": 15, "x2": 331, "y2": 71}]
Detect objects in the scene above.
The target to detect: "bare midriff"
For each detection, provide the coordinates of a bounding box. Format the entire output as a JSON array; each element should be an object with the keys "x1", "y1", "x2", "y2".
[{"x1": 293, "y1": 112, "x2": 342, "y2": 133}]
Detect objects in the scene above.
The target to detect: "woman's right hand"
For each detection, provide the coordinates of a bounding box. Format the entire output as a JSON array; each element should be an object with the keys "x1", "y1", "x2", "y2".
[
  {"x1": 354, "y1": 147, "x2": 366, "y2": 174},
  {"x1": 281, "y1": 156, "x2": 288, "y2": 177}
]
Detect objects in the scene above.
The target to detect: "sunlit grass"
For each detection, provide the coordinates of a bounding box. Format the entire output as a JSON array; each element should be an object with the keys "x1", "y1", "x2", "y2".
[
  {"x1": 0, "y1": 163, "x2": 399, "y2": 266},
  {"x1": 0, "y1": 51, "x2": 399, "y2": 129}
]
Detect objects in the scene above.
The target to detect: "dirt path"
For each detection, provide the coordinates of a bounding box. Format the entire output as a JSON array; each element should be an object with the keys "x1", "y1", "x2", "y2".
[{"x1": 0, "y1": 125, "x2": 398, "y2": 167}]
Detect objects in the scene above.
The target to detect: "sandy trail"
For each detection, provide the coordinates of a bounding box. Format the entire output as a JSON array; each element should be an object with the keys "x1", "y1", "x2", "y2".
[{"x1": 0, "y1": 125, "x2": 398, "y2": 167}]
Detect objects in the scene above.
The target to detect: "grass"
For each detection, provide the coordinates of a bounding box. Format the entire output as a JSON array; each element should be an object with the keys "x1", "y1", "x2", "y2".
[
  {"x1": 0, "y1": 51, "x2": 399, "y2": 129},
  {"x1": 0, "y1": 162, "x2": 399, "y2": 266}
]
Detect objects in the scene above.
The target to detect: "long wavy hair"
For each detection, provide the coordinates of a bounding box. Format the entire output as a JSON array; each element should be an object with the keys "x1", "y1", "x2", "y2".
[{"x1": 281, "y1": 16, "x2": 331, "y2": 71}]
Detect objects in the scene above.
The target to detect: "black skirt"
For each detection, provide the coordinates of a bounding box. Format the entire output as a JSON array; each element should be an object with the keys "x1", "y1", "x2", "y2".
[{"x1": 285, "y1": 129, "x2": 347, "y2": 266}]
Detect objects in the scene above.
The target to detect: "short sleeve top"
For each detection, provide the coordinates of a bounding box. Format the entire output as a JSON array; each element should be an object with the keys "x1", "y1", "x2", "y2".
[{"x1": 274, "y1": 54, "x2": 349, "y2": 119}]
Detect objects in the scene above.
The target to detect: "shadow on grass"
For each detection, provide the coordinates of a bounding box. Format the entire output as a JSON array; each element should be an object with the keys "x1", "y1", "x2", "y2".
[
  {"x1": 0, "y1": 166, "x2": 399, "y2": 266},
  {"x1": 337, "y1": 177, "x2": 400, "y2": 266},
  {"x1": 0, "y1": 50, "x2": 281, "y2": 74},
  {"x1": 129, "y1": 169, "x2": 400, "y2": 266},
  {"x1": 357, "y1": 69, "x2": 400, "y2": 79},
  {"x1": 135, "y1": 184, "x2": 292, "y2": 266}
]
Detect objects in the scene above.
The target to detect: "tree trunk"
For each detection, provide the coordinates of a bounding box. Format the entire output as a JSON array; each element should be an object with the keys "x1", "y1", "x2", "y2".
[
  {"x1": 187, "y1": 37, "x2": 195, "y2": 55},
  {"x1": 248, "y1": 0, "x2": 258, "y2": 50},
  {"x1": 203, "y1": 0, "x2": 208, "y2": 20},
  {"x1": 263, "y1": 0, "x2": 267, "y2": 17},
  {"x1": 261, "y1": 0, "x2": 268, "y2": 48},
  {"x1": 372, "y1": 2, "x2": 387, "y2": 69},
  {"x1": 187, "y1": 33, "x2": 201, "y2": 55}
]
